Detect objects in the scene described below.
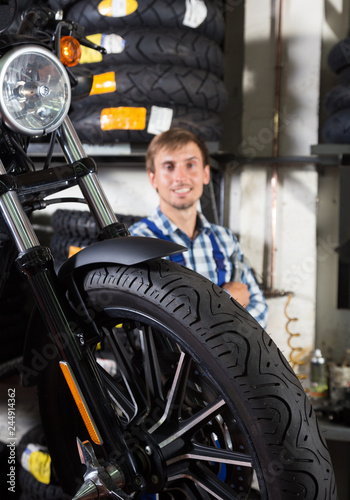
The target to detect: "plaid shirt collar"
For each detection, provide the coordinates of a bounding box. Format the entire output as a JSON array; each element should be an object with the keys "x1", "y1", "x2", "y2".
[{"x1": 155, "y1": 206, "x2": 212, "y2": 240}]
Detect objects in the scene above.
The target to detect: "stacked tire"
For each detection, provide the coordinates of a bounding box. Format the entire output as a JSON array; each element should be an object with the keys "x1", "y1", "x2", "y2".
[
  {"x1": 17, "y1": 425, "x2": 64, "y2": 500},
  {"x1": 50, "y1": 209, "x2": 143, "y2": 266},
  {"x1": 50, "y1": 0, "x2": 227, "y2": 144},
  {"x1": 322, "y1": 38, "x2": 350, "y2": 143}
]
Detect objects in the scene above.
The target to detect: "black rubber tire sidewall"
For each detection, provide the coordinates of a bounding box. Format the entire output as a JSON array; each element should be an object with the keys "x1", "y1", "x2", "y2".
[
  {"x1": 17, "y1": 425, "x2": 63, "y2": 499},
  {"x1": 47, "y1": 0, "x2": 78, "y2": 10},
  {"x1": 69, "y1": 103, "x2": 223, "y2": 144},
  {"x1": 322, "y1": 107, "x2": 350, "y2": 143},
  {"x1": 50, "y1": 211, "x2": 144, "y2": 265},
  {"x1": 78, "y1": 63, "x2": 228, "y2": 112},
  {"x1": 80, "y1": 28, "x2": 224, "y2": 77},
  {"x1": 66, "y1": 0, "x2": 225, "y2": 44},
  {"x1": 51, "y1": 210, "x2": 143, "y2": 238},
  {"x1": 324, "y1": 84, "x2": 350, "y2": 114},
  {"x1": 19, "y1": 468, "x2": 63, "y2": 500},
  {"x1": 328, "y1": 37, "x2": 350, "y2": 73},
  {"x1": 50, "y1": 232, "x2": 94, "y2": 264}
]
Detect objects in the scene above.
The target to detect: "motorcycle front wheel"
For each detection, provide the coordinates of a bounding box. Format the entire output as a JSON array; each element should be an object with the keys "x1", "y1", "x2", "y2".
[{"x1": 38, "y1": 259, "x2": 336, "y2": 499}]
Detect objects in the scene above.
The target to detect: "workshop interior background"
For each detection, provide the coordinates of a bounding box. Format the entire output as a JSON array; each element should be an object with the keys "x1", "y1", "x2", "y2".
[{"x1": 19, "y1": 0, "x2": 350, "y2": 375}]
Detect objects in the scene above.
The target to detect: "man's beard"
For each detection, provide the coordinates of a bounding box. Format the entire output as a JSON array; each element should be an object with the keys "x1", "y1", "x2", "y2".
[{"x1": 171, "y1": 199, "x2": 196, "y2": 210}]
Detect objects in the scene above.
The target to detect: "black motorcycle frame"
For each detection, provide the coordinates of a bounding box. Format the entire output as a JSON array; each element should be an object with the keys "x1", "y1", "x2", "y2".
[
  {"x1": 0, "y1": 5, "x2": 186, "y2": 492},
  {"x1": 0, "y1": 113, "x2": 184, "y2": 490}
]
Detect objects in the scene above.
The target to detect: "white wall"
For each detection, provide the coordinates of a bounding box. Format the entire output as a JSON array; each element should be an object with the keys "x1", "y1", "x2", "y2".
[{"x1": 234, "y1": 0, "x2": 323, "y2": 368}]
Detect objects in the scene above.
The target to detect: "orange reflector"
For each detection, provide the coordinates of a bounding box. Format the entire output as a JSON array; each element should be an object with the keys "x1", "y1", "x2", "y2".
[
  {"x1": 100, "y1": 107, "x2": 147, "y2": 130},
  {"x1": 59, "y1": 361, "x2": 102, "y2": 445},
  {"x1": 60, "y1": 36, "x2": 81, "y2": 67},
  {"x1": 68, "y1": 245, "x2": 83, "y2": 258},
  {"x1": 90, "y1": 72, "x2": 117, "y2": 95}
]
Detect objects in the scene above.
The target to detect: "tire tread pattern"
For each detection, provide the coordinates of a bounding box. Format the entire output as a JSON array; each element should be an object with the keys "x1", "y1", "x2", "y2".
[{"x1": 83, "y1": 260, "x2": 337, "y2": 499}]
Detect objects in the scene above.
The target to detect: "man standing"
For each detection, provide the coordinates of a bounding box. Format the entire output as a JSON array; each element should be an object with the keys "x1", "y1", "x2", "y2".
[{"x1": 129, "y1": 128, "x2": 267, "y2": 328}]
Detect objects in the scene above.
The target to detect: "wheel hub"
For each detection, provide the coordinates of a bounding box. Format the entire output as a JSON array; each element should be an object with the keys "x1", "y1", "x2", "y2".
[{"x1": 133, "y1": 432, "x2": 168, "y2": 493}]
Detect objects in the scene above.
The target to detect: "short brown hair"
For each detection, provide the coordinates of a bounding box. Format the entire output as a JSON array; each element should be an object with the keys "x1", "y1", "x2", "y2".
[{"x1": 146, "y1": 128, "x2": 210, "y2": 173}]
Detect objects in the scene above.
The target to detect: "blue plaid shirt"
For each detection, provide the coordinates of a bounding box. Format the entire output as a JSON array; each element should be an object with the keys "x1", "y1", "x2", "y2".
[{"x1": 129, "y1": 207, "x2": 267, "y2": 328}]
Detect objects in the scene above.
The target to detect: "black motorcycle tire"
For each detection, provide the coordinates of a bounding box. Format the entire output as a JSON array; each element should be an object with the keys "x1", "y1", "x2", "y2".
[
  {"x1": 17, "y1": 425, "x2": 64, "y2": 500},
  {"x1": 37, "y1": 260, "x2": 337, "y2": 499},
  {"x1": 50, "y1": 232, "x2": 93, "y2": 264},
  {"x1": 80, "y1": 28, "x2": 224, "y2": 77},
  {"x1": 19, "y1": 468, "x2": 63, "y2": 500},
  {"x1": 328, "y1": 37, "x2": 350, "y2": 73},
  {"x1": 80, "y1": 63, "x2": 228, "y2": 112},
  {"x1": 322, "y1": 107, "x2": 350, "y2": 143},
  {"x1": 69, "y1": 103, "x2": 223, "y2": 145},
  {"x1": 51, "y1": 209, "x2": 143, "y2": 239},
  {"x1": 50, "y1": 211, "x2": 144, "y2": 265},
  {"x1": 324, "y1": 84, "x2": 350, "y2": 114},
  {"x1": 66, "y1": 0, "x2": 225, "y2": 44},
  {"x1": 47, "y1": 0, "x2": 78, "y2": 10}
]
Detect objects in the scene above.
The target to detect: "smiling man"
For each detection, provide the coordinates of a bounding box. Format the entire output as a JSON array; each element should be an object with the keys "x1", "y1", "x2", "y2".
[{"x1": 129, "y1": 128, "x2": 267, "y2": 328}]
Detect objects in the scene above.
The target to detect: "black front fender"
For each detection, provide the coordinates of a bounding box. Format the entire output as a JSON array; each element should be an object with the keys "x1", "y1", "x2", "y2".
[
  {"x1": 22, "y1": 236, "x2": 185, "y2": 386},
  {"x1": 57, "y1": 236, "x2": 186, "y2": 281}
]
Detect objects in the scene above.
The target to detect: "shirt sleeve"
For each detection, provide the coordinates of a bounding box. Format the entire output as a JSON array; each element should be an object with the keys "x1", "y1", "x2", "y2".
[{"x1": 230, "y1": 235, "x2": 268, "y2": 329}]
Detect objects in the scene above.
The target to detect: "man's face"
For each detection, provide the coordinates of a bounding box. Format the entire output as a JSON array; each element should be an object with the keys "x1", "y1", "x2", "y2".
[{"x1": 148, "y1": 142, "x2": 210, "y2": 211}]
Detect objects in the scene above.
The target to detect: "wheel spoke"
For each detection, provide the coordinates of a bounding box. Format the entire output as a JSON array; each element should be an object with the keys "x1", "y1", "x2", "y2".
[
  {"x1": 139, "y1": 325, "x2": 166, "y2": 404},
  {"x1": 103, "y1": 327, "x2": 148, "y2": 423},
  {"x1": 166, "y1": 441, "x2": 252, "y2": 468},
  {"x1": 98, "y1": 367, "x2": 136, "y2": 423},
  {"x1": 157, "y1": 397, "x2": 226, "y2": 449},
  {"x1": 167, "y1": 462, "x2": 245, "y2": 500},
  {"x1": 148, "y1": 350, "x2": 192, "y2": 434}
]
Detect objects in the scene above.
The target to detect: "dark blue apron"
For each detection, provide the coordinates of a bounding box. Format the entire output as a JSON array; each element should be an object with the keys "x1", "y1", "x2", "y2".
[{"x1": 141, "y1": 219, "x2": 227, "y2": 286}]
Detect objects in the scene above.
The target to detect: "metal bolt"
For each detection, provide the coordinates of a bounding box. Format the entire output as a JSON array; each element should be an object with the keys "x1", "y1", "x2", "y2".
[
  {"x1": 151, "y1": 475, "x2": 159, "y2": 484},
  {"x1": 145, "y1": 446, "x2": 153, "y2": 456},
  {"x1": 134, "y1": 475, "x2": 144, "y2": 487}
]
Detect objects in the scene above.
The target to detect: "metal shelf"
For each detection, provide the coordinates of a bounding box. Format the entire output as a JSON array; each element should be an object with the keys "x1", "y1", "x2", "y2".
[
  {"x1": 28, "y1": 141, "x2": 221, "y2": 161},
  {"x1": 311, "y1": 144, "x2": 350, "y2": 166}
]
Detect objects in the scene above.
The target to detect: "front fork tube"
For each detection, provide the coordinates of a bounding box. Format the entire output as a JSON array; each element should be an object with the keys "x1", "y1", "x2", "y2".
[
  {"x1": 0, "y1": 151, "x2": 139, "y2": 485},
  {"x1": 19, "y1": 247, "x2": 138, "y2": 484},
  {"x1": 57, "y1": 116, "x2": 121, "y2": 233}
]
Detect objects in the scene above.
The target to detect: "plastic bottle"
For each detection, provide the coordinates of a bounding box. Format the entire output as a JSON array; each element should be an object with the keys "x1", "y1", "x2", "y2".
[{"x1": 310, "y1": 349, "x2": 328, "y2": 399}]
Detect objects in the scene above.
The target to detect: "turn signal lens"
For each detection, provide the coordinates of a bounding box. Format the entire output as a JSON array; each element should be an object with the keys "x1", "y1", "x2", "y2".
[
  {"x1": 59, "y1": 361, "x2": 103, "y2": 445},
  {"x1": 60, "y1": 36, "x2": 81, "y2": 67}
]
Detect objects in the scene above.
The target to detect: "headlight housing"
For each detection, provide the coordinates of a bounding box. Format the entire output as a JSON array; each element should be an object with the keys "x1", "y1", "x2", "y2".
[{"x1": 0, "y1": 45, "x2": 71, "y2": 136}]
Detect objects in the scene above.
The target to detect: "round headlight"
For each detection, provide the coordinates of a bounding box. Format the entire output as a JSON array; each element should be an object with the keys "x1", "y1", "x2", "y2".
[{"x1": 0, "y1": 45, "x2": 71, "y2": 136}]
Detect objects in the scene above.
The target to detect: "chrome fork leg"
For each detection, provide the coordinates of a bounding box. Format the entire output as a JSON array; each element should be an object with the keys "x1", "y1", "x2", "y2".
[
  {"x1": 0, "y1": 160, "x2": 39, "y2": 252},
  {"x1": 56, "y1": 116, "x2": 119, "y2": 230}
]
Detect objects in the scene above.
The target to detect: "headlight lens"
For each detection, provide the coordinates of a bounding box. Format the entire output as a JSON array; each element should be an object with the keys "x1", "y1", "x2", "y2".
[{"x1": 0, "y1": 45, "x2": 71, "y2": 136}]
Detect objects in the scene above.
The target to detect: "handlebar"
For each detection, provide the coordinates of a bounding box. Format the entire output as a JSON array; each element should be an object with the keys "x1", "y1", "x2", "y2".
[{"x1": 18, "y1": 3, "x2": 106, "y2": 55}]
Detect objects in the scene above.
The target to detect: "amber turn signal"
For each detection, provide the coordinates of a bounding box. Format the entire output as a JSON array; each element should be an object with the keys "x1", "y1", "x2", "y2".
[{"x1": 60, "y1": 36, "x2": 81, "y2": 67}]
